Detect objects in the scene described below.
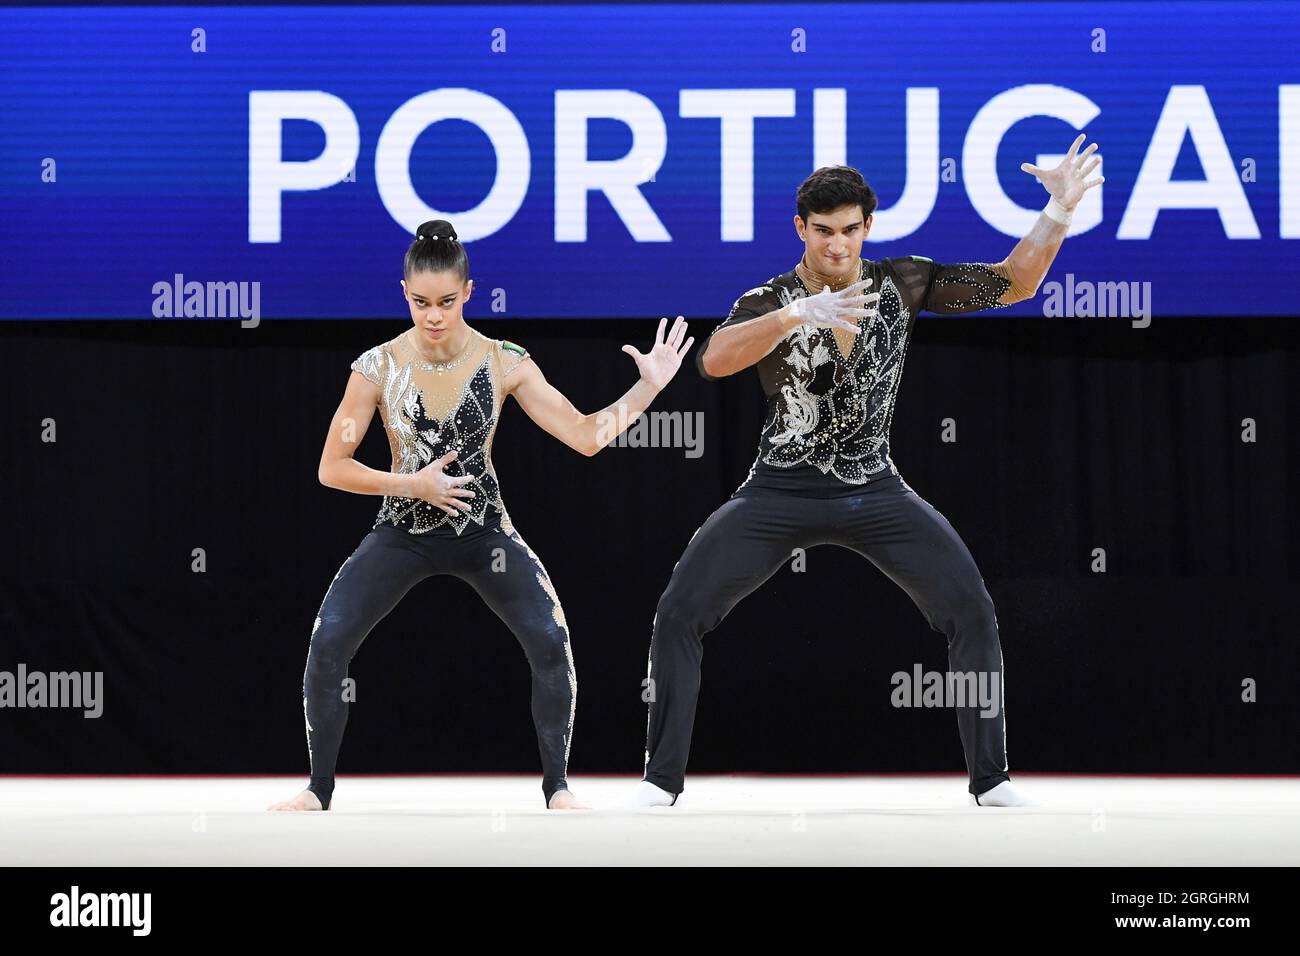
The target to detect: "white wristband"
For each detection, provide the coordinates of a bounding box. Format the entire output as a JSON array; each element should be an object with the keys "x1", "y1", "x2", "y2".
[{"x1": 1044, "y1": 196, "x2": 1073, "y2": 226}]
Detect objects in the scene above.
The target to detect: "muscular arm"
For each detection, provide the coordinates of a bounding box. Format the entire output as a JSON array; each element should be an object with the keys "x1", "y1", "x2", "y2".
[
  {"x1": 698, "y1": 303, "x2": 798, "y2": 379},
  {"x1": 915, "y1": 133, "x2": 1105, "y2": 315},
  {"x1": 505, "y1": 316, "x2": 691, "y2": 455},
  {"x1": 984, "y1": 211, "x2": 1070, "y2": 305},
  {"x1": 317, "y1": 371, "x2": 418, "y2": 496},
  {"x1": 506, "y1": 359, "x2": 661, "y2": 457},
  {"x1": 984, "y1": 131, "x2": 1103, "y2": 305}
]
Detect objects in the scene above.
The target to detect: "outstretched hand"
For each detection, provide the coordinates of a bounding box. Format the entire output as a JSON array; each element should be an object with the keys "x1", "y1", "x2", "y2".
[
  {"x1": 622, "y1": 315, "x2": 693, "y2": 391},
  {"x1": 790, "y1": 277, "x2": 879, "y2": 333},
  {"x1": 1020, "y1": 133, "x2": 1104, "y2": 210}
]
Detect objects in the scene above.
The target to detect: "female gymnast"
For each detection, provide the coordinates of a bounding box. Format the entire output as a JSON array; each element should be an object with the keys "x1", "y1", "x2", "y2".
[{"x1": 269, "y1": 219, "x2": 693, "y2": 811}]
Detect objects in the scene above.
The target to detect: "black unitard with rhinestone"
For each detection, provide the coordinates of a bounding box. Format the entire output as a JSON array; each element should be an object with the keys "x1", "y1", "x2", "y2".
[
  {"x1": 302, "y1": 329, "x2": 576, "y2": 809},
  {"x1": 643, "y1": 256, "x2": 1017, "y2": 796}
]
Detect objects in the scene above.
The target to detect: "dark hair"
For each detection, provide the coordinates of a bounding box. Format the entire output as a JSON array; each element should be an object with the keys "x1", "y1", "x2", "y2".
[
  {"x1": 796, "y1": 166, "x2": 878, "y2": 225},
  {"x1": 404, "y1": 219, "x2": 468, "y2": 283}
]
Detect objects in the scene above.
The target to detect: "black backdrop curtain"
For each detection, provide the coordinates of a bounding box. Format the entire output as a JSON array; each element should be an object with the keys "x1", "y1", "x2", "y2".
[{"x1": 1, "y1": 316, "x2": 1295, "y2": 776}]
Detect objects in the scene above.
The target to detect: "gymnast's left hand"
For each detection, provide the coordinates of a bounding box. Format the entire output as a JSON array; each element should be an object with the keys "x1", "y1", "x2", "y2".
[
  {"x1": 1020, "y1": 133, "x2": 1104, "y2": 210},
  {"x1": 622, "y1": 315, "x2": 694, "y2": 391}
]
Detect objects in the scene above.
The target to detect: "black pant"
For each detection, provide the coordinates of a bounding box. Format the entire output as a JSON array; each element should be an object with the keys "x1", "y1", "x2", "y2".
[
  {"x1": 303, "y1": 513, "x2": 576, "y2": 807},
  {"x1": 643, "y1": 471, "x2": 1010, "y2": 796}
]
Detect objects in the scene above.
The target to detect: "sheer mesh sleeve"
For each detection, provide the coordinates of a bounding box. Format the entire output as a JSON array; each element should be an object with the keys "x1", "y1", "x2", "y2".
[
  {"x1": 697, "y1": 283, "x2": 781, "y2": 381},
  {"x1": 351, "y1": 344, "x2": 386, "y2": 386},
  {"x1": 890, "y1": 255, "x2": 1014, "y2": 315}
]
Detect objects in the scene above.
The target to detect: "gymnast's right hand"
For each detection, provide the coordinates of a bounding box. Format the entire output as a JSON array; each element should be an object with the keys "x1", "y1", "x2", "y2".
[
  {"x1": 408, "y1": 450, "x2": 476, "y2": 516},
  {"x1": 788, "y1": 278, "x2": 879, "y2": 333}
]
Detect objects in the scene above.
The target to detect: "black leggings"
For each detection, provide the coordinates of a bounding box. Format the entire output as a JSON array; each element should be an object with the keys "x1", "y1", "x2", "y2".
[
  {"x1": 302, "y1": 513, "x2": 576, "y2": 808},
  {"x1": 643, "y1": 472, "x2": 1010, "y2": 796}
]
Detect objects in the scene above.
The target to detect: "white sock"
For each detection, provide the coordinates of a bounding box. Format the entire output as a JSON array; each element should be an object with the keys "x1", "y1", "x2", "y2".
[
  {"x1": 969, "y1": 780, "x2": 1040, "y2": 807},
  {"x1": 631, "y1": 780, "x2": 678, "y2": 807}
]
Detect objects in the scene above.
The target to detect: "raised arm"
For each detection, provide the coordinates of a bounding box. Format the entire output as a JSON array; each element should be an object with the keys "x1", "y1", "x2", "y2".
[
  {"x1": 507, "y1": 316, "x2": 693, "y2": 456},
  {"x1": 932, "y1": 132, "x2": 1104, "y2": 312}
]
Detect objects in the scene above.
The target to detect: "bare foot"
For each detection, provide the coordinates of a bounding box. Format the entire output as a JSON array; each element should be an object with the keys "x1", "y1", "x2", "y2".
[
  {"x1": 266, "y1": 789, "x2": 325, "y2": 811},
  {"x1": 547, "y1": 790, "x2": 589, "y2": 810}
]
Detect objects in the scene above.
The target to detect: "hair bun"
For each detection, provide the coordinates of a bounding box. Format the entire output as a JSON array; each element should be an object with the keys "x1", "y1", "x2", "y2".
[{"x1": 416, "y1": 219, "x2": 458, "y2": 242}]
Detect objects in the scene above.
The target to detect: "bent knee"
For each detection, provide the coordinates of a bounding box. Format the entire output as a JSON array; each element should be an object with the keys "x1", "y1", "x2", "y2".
[
  {"x1": 941, "y1": 589, "x2": 998, "y2": 633},
  {"x1": 524, "y1": 624, "x2": 573, "y2": 671},
  {"x1": 654, "y1": 588, "x2": 719, "y2": 638}
]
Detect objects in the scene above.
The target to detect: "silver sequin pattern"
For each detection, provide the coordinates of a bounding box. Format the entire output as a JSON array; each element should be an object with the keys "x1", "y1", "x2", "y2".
[
  {"x1": 714, "y1": 257, "x2": 1012, "y2": 484},
  {"x1": 351, "y1": 336, "x2": 527, "y2": 535}
]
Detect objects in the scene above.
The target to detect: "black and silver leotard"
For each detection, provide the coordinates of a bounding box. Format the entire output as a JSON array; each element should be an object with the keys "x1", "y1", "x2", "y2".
[
  {"x1": 697, "y1": 256, "x2": 1012, "y2": 495},
  {"x1": 350, "y1": 328, "x2": 532, "y2": 534}
]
